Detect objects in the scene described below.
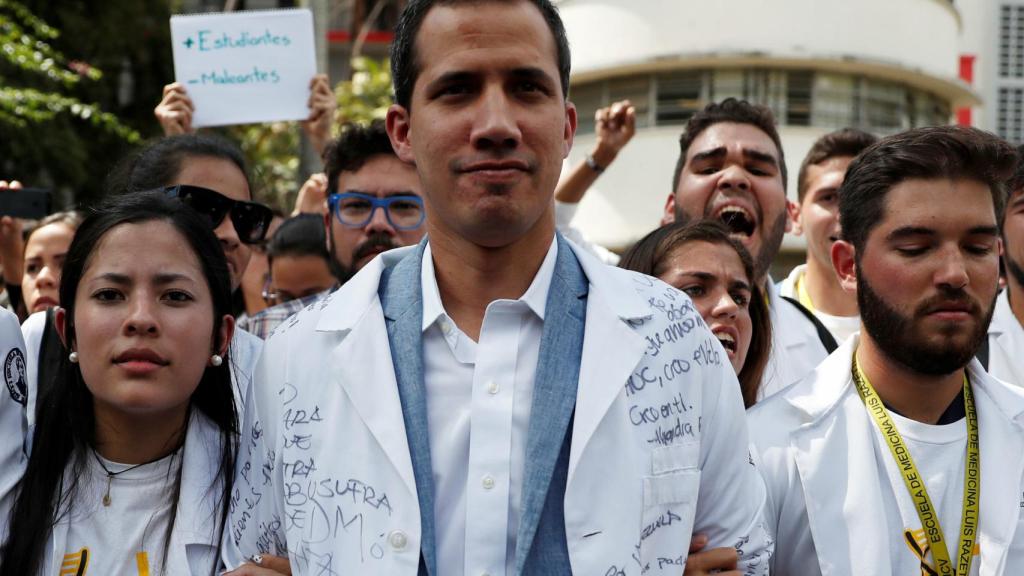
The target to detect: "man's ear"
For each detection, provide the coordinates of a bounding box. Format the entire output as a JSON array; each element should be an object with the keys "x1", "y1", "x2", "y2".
[
  {"x1": 54, "y1": 307, "x2": 71, "y2": 349},
  {"x1": 661, "y1": 193, "x2": 677, "y2": 226},
  {"x1": 831, "y1": 239, "x2": 858, "y2": 294},
  {"x1": 787, "y1": 198, "x2": 803, "y2": 236},
  {"x1": 562, "y1": 100, "x2": 577, "y2": 158},
  {"x1": 386, "y1": 104, "x2": 416, "y2": 165}
]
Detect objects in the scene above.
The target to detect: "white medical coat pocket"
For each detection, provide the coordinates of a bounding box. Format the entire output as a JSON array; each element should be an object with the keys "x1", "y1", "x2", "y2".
[{"x1": 639, "y1": 459, "x2": 700, "y2": 574}]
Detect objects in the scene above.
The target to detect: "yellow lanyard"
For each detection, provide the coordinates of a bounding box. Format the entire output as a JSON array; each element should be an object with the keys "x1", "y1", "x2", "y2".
[
  {"x1": 852, "y1": 356, "x2": 980, "y2": 575},
  {"x1": 795, "y1": 272, "x2": 817, "y2": 314}
]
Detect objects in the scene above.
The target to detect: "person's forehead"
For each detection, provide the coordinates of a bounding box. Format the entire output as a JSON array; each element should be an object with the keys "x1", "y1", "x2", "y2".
[
  {"x1": 687, "y1": 122, "x2": 780, "y2": 161},
  {"x1": 336, "y1": 155, "x2": 422, "y2": 196},
  {"x1": 670, "y1": 241, "x2": 746, "y2": 276},
  {"x1": 874, "y1": 178, "x2": 996, "y2": 232},
  {"x1": 175, "y1": 156, "x2": 250, "y2": 202},
  {"x1": 805, "y1": 157, "x2": 851, "y2": 192},
  {"x1": 413, "y1": 1, "x2": 560, "y2": 86}
]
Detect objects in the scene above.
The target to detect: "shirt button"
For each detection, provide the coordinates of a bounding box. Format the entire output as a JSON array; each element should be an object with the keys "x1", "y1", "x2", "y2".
[
  {"x1": 482, "y1": 475, "x2": 495, "y2": 490},
  {"x1": 487, "y1": 381, "x2": 499, "y2": 395},
  {"x1": 439, "y1": 318, "x2": 452, "y2": 335},
  {"x1": 388, "y1": 530, "x2": 408, "y2": 550}
]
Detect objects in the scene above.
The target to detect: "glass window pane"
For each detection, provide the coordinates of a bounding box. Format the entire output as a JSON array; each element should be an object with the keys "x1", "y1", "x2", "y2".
[
  {"x1": 786, "y1": 71, "x2": 813, "y2": 126},
  {"x1": 712, "y1": 70, "x2": 745, "y2": 102},
  {"x1": 656, "y1": 70, "x2": 706, "y2": 125},
  {"x1": 811, "y1": 73, "x2": 855, "y2": 129},
  {"x1": 571, "y1": 82, "x2": 605, "y2": 134},
  {"x1": 863, "y1": 80, "x2": 906, "y2": 134}
]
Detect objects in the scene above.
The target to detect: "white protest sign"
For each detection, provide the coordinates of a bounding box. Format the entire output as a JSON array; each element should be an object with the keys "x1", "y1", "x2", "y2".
[{"x1": 170, "y1": 9, "x2": 316, "y2": 128}]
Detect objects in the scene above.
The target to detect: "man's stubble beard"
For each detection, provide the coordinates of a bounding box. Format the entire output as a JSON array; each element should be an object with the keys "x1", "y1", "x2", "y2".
[{"x1": 856, "y1": 261, "x2": 995, "y2": 376}]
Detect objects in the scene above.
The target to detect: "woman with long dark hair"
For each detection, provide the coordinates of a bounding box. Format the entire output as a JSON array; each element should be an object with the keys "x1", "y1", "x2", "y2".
[
  {"x1": 0, "y1": 191, "x2": 238, "y2": 575},
  {"x1": 620, "y1": 219, "x2": 772, "y2": 408}
]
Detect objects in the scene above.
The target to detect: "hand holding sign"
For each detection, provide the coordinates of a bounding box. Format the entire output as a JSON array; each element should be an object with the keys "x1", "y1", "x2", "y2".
[{"x1": 170, "y1": 9, "x2": 317, "y2": 128}]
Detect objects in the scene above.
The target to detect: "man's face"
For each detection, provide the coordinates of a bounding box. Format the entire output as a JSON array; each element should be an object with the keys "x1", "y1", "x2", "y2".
[
  {"x1": 666, "y1": 122, "x2": 791, "y2": 280},
  {"x1": 386, "y1": 0, "x2": 576, "y2": 248},
  {"x1": 325, "y1": 155, "x2": 426, "y2": 275},
  {"x1": 1004, "y1": 187, "x2": 1024, "y2": 290},
  {"x1": 855, "y1": 178, "x2": 1000, "y2": 375},
  {"x1": 796, "y1": 156, "x2": 853, "y2": 271}
]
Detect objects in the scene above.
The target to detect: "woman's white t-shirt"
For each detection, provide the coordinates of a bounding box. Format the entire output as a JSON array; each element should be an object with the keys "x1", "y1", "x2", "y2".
[{"x1": 61, "y1": 450, "x2": 182, "y2": 576}]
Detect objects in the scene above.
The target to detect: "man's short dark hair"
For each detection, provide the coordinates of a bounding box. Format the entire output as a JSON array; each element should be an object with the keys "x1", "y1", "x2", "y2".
[
  {"x1": 796, "y1": 128, "x2": 877, "y2": 202},
  {"x1": 390, "y1": 0, "x2": 572, "y2": 110},
  {"x1": 839, "y1": 126, "x2": 1017, "y2": 255},
  {"x1": 1007, "y1": 144, "x2": 1024, "y2": 199},
  {"x1": 671, "y1": 98, "x2": 787, "y2": 194},
  {"x1": 267, "y1": 213, "x2": 329, "y2": 267},
  {"x1": 324, "y1": 120, "x2": 396, "y2": 192}
]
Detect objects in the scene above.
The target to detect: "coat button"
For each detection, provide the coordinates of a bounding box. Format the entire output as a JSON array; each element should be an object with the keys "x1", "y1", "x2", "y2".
[{"x1": 389, "y1": 530, "x2": 408, "y2": 550}]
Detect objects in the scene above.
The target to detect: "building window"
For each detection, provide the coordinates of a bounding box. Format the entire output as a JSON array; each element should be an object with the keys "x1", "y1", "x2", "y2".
[
  {"x1": 1000, "y1": 4, "x2": 1024, "y2": 79},
  {"x1": 998, "y1": 87, "x2": 1024, "y2": 144},
  {"x1": 571, "y1": 69, "x2": 950, "y2": 136},
  {"x1": 655, "y1": 71, "x2": 706, "y2": 125}
]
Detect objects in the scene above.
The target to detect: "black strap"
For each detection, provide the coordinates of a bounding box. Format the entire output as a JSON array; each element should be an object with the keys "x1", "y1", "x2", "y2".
[
  {"x1": 780, "y1": 295, "x2": 839, "y2": 354},
  {"x1": 975, "y1": 337, "x2": 989, "y2": 370}
]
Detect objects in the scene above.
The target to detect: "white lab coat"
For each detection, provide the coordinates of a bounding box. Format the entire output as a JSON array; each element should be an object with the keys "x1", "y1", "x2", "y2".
[
  {"x1": 223, "y1": 241, "x2": 772, "y2": 575},
  {"x1": 20, "y1": 311, "x2": 262, "y2": 430},
  {"x1": 987, "y1": 290, "x2": 1023, "y2": 387},
  {"x1": 759, "y1": 278, "x2": 831, "y2": 400},
  {"x1": 0, "y1": 307, "x2": 28, "y2": 548},
  {"x1": 31, "y1": 411, "x2": 233, "y2": 575},
  {"x1": 749, "y1": 334, "x2": 1024, "y2": 575}
]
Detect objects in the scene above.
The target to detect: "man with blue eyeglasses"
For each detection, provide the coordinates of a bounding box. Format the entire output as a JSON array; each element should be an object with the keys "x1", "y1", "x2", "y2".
[{"x1": 237, "y1": 120, "x2": 426, "y2": 339}]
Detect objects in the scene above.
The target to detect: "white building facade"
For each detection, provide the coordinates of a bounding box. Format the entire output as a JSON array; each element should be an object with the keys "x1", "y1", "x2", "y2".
[{"x1": 557, "y1": 0, "x2": 979, "y2": 256}]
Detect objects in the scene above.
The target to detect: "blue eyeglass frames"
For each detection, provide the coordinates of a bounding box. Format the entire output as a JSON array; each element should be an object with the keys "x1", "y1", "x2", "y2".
[{"x1": 327, "y1": 192, "x2": 425, "y2": 231}]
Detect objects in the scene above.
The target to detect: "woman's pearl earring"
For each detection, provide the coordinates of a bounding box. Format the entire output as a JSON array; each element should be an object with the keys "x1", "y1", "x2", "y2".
[
  {"x1": 68, "y1": 351, "x2": 78, "y2": 364},
  {"x1": 210, "y1": 354, "x2": 223, "y2": 367}
]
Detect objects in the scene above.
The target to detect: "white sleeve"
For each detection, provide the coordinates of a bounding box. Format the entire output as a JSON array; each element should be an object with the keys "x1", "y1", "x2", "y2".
[
  {"x1": 0, "y1": 308, "x2": 28, "y2": 547},
  {"x1": 554, "y1": 201, "x2": 621, "y2": 266},
  {"x1": 20, "y1": 311, "x2": 46, "y2": 432},
  {"x1": 221, "y1": 334, "x2": 289, "y2": 570},
  {"x1": 691, "y1": 350, "x2": 773, "y2": 575}
]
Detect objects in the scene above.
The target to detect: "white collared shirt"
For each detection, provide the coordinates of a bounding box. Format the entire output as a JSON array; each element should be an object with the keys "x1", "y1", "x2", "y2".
[{"x1": 420, "y1": 238, "x2": 558, "y2": 576}]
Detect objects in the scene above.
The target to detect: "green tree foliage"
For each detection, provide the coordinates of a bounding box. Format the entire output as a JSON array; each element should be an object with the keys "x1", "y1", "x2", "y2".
[
  {"x1": 0, "y1": 0, "x2": 173, "y2": 206},
  {"x1": 336, "y1": 56, "x2": 393, "y2": 124}
]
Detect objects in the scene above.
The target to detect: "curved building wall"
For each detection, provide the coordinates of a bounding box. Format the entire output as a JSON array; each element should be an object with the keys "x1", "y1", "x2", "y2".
[
  {"x1": 555, "y1": 0, "x2": 969, "y2": 256},
  {"x1": 559, "y1": 0, "x2": 962, "y2": 85}
]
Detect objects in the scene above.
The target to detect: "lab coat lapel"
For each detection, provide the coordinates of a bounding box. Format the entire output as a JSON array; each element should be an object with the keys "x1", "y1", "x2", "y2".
[
  {"x1": 971, "y1": 363, "x2": 1024, "y2": 576},
  {"x1": 789, "y1": 339, "x2": 894, "y2": 576},
  {"x1": 565, "y1": 242, "x2": 648, "y2": 484},
  {"x1": 379, "y1": 241, "x2": 437, "y2": 576},
  {"x1": 513, "y1": 234, "x2": 587, "y2": 574}
]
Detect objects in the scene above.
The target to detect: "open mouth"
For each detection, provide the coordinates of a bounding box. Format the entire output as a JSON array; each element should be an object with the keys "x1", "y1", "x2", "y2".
[
  {"x1": 718, "y1": 206, "x2": 756, "y2": 237},
  {"x1": 716, "y1": 332, "x2": 737, "y2": 353}
]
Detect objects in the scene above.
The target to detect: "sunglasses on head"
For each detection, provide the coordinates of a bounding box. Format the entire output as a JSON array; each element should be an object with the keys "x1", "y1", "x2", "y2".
[{"x1": 162, "y1": 184, "x2": 273, "y2": 244}]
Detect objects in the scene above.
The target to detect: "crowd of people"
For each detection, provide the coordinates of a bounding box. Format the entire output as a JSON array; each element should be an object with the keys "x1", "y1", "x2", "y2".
[{"x1": 0, "y1": 0, "x2": 1023, "y2": 574}]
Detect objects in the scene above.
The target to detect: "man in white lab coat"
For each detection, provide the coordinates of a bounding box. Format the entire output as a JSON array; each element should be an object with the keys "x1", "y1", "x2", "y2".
[
  {"x1": 750, "y1": 126, "x2": 1024, "y2": 575},
  {"x1": 985, "y1": 147, "x2": 1024, "y2": 386},
  {"x1": 221, "y1": 1, "x2": 772, "y2": 575},
  {"x1": 778, "y1": 128, "x2": 877, "y2": 346},
  {"x1": 662, "y1": 99, "x2": 834, "y2": 400}
]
